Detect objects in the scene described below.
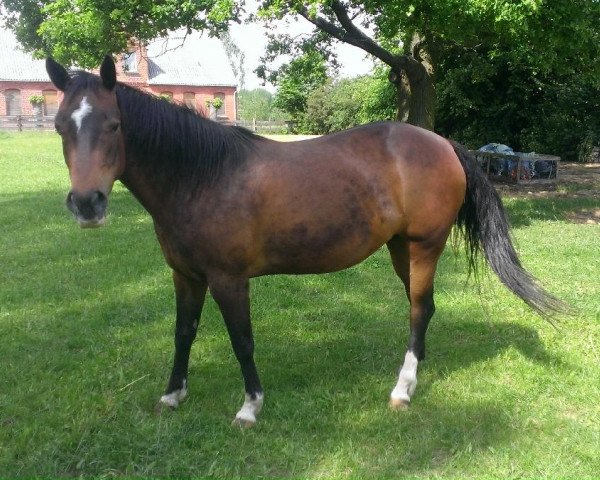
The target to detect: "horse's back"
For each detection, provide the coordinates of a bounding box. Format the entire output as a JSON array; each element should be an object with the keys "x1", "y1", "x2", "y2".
[{"x1": 259, "y1": 122, "x2": 465, "y2": 233}]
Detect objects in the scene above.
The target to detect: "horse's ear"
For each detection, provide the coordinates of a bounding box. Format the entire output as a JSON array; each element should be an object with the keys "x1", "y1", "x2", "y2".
[
  {"x1": 100, "y1": 55, "x2": 117, "y2": 91},
  {"x1": 46, "y1": 57, "x2": 70, "y2": 91}
]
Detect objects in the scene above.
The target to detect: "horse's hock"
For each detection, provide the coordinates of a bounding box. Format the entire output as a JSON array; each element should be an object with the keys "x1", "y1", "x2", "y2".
[{"x1": 471, "y1": 150, "x2": 560, "y2": 185}]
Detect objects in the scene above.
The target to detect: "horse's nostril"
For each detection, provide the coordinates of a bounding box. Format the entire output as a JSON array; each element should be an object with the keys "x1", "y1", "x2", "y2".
[
  {"x1": 92, "y1": 190, "x2": 107, "y2": 211},
  {"x1": 66, "y1": 191, "x2": 76, "y2": 212},
  {"x1": 66, "y1": 190, "x2": 107, "y2": 221}
]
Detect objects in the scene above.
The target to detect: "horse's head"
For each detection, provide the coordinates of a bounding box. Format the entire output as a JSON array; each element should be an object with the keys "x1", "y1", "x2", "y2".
[{"x1": 46, "y1": 56, "x2": 125, "y2": 228}]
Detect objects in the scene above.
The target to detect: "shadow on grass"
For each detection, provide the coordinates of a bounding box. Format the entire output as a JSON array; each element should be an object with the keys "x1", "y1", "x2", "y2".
[
  {"x1": 0, "y1": 187, "x2": 165, "y2": 312},
  {"x1": 0, "y1": 186, "x2": 573, "y2": 476},
  {"x1": 504, "y1": 195, "x2": 600, "y2": 228}
]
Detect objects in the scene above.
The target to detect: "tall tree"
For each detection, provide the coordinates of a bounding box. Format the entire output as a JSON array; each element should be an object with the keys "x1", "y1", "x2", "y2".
[
  {"x1": 1, "y1": 0, "x2": 241, "y2": 68},
  {"x1": 238, "y1": 88, "x2": 284, "y2": 121},
  {"x1": 257, "y1": 0, "x2": 600, "y2": 130},
  {"x1": 4, "y1": 0, "x2": 598, "y2": 131},
  {"x1": 270, "y1": 50, "x2": 328, "y2": 128}
]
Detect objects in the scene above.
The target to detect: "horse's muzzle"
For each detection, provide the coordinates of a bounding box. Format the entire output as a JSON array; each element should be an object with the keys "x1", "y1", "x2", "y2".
[{"x1": 66, "y1": 190, "x2": 108, "y2": 228}]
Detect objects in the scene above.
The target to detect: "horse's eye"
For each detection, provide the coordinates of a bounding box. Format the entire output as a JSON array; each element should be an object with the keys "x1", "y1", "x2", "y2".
[{"x1": 107, "y1": 121, "x2": 120, "y2": 133}]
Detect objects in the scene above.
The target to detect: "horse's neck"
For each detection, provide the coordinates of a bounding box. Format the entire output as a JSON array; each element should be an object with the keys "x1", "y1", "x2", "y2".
[{"x1": 119, "y1": 156, "x2": 182, "y2": 225}]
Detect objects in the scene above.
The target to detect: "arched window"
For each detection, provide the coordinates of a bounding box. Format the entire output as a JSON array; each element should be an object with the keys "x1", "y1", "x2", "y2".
[
  {"x1": 4, "y1": 89, "x2": 21, "y2": 115},
  {"x1": 160, "y1": 91, "x2": 173, "y2": 101},
  {"x1": 42, "y1": 89, "x2": 58, "y2": 116},
  {"x1": 183, "y1": 92, "x2": 196, "y2": 110}
]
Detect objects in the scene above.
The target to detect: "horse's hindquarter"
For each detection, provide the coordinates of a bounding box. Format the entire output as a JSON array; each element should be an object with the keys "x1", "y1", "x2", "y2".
[
  {"x1": 244, "y1": 123, "x2": 466, "y2": 276},
  {"x1": 387, "y1": 124, "x2": 467, "y2": 242}
]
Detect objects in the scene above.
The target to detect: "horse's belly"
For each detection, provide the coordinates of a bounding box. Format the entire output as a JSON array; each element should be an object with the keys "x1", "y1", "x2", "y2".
[{"x1": 257, "y1": 216, "x2": 392, "y2": 275}]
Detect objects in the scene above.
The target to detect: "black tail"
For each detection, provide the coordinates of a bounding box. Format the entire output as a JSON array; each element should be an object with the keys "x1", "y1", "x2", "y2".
[{"x1": 451, "y1": 141, "x2": 566, "y2": 319}]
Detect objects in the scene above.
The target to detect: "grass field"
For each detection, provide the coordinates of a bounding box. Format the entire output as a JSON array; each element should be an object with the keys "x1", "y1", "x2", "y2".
[{"x1": 0, "y1": 131, "x2": 599, "y2": 478}]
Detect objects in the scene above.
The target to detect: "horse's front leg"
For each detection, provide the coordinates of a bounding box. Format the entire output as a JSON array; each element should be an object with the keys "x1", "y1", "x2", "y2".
[
  {"x1": 159, "y1": 271, "x2": 207, "y2": 409},
  {"x1": 209, "y1": 275, "x2": 263, "y2": 427}
]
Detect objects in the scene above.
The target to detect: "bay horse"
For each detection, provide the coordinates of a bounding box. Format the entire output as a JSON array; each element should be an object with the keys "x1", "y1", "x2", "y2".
[{"x1": 46, "y1": 56, "x2": 562, "y2": 426}]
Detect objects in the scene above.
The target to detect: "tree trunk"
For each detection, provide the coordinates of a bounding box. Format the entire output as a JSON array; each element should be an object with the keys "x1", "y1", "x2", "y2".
[
  {"x1": 405, "y1": 72, "x2": 435, "y2": 130},
  {"x1": 389, "y1": 35, "x2": 436, "y2": 131}
]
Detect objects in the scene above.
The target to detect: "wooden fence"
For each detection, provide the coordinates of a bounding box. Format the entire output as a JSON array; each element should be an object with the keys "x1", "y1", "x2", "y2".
[
  {"x1": 1, "y1": 115, "x2": 289, "y2": 134},
  {"x1": 231, "y1": 119, "x2": 290, "y2": 134},
  {"x1": 0, "y1": 115, "x2": 55, "y2": 131}
]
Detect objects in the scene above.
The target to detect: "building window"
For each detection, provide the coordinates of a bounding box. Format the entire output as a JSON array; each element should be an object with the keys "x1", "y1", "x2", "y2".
[
  {"x1": 123, "y1": 51, "x2": 137, "y2": 73},
  {"x1": 213, "y1": 92, "x2": 225, "y2": 117},
  {"x1": 42, "y1": 89, "x2": 58, "y2": 116},
  {"x1": 4, "y1": 89, "x2": 21, "y2": 115},
  {"x1": 160, "y1": 91, "x2": 173, "y2": 101},
  {"x1": 183, "y1": 92, "x2": 196, "y2": 110}
]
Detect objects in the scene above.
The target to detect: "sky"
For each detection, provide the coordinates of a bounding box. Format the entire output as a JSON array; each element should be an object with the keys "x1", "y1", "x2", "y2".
[{"x1": 227, "y1": 3, "x2": 374, "y2": 90}]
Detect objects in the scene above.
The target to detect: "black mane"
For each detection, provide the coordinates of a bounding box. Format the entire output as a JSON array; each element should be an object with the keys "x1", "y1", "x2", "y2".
[{"x1": 69, "y1": 71, "x2": 262, "y2": 187}]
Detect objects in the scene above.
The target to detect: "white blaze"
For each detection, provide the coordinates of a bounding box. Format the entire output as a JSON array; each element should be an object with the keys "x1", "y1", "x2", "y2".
[{"x1": 71, "y1": 96, "x2": 92, "y2": 132}]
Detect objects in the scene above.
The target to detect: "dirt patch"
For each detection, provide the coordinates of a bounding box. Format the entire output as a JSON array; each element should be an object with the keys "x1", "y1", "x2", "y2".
[
  {"x1": 494, "y1": 163, "x2": 600, "y2": 198},
  {"x1": 567, "y1": 208, "x2": 600, "y2": 225},
  {"x1": 494, "y1": 163, "x2": 600, "y2": 224}
]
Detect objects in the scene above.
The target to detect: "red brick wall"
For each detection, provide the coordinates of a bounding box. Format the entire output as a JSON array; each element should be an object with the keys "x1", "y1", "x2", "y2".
[
  {"x1": 0, "y1": 81, "x2": 62, "y2": 116},
  {"x1": 147, "y1": 85, "x2": 237, "y2": 120},
  {"x1": 2, "y1": 43, "x2": 237, "y2": 121},
  {"x1": 1, "y1": 80, "x2": 237, "y2": 121}
]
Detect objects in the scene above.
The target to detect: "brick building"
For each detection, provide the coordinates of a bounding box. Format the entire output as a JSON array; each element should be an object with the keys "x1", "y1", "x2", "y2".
[{"x1": 0, "y1": 29, "x2": 238, "y2": 121}]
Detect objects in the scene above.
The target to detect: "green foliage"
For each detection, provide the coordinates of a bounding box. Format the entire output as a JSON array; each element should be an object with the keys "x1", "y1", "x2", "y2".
[
  {"x1": 28, "y1": 94, "x2": 45, "y2": 105},
  {"x1": 237, "y1": 88, "x2": 285, "y2": 121},
  {"x1": 206, "y1": 96, "x2": 224, "y2": 110},
  {"x1": 1, "y1": 0, "x2": 240, "y2": 68},
  {"x1": 302, "y1": 73, "x2": 396, "y2": 134},
  {"x1": 272, "y1": 51, "x2": 328, "y2": 128},
  {"x1": 258, "y1": 0, "x2": 600, "y2": 131},
  {"x1": 435, "y1": 46, "x2": 600, "y2": 161}
]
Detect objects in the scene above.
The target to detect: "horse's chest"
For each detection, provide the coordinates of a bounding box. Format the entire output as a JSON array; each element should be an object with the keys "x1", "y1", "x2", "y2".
[{"x1": 153, "y1": 223, "x2": 200, "y2": 276}]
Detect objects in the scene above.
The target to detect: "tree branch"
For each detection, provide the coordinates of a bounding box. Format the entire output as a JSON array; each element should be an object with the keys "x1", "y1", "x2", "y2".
[{"x1": 295, "y1": 1, "x2": 421, "y2": 77}]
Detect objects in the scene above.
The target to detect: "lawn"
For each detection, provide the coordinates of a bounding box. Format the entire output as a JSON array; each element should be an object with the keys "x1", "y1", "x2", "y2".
[{"x1": 0, "y1": 131, "x2": 598, "y2": 478}]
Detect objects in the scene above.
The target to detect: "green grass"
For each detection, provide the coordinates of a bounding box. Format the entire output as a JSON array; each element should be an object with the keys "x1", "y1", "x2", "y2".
[{"x1": 1, "y1": 131, "x2": 599, "y2": 478}]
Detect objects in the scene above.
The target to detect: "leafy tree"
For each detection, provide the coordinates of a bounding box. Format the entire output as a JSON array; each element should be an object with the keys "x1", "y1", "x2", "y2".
[
  {"x1": 257, "y1": 0, "x2": 600, "y2": 130},
  {"x1": 303, "y1": 72, "x2": 395, "y2": 134},
  {"x1": 238, "y1": 88, "x2": 285, "y2": 121},
  {"x1": 1, "y1": 0, "x2": 240, "y2": 68},
  {"x1": 271, "y1": 51, "x2": 328, "y2": 128}
]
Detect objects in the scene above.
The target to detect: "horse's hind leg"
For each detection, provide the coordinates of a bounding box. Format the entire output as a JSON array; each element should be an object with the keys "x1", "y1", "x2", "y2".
[{"x1": 386, "y1": 236, "x2": 446, "y2": 409}]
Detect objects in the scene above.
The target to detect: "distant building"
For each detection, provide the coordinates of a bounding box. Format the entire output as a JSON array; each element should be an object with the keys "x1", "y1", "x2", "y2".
[{"x1": 0, "y1": 29, "x2": 238, "y2": 121}]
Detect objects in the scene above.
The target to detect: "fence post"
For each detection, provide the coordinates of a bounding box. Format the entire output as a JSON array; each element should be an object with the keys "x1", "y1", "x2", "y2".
[{"x1": 17, "y1": 115, "x2": 23, "y2": 131}]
